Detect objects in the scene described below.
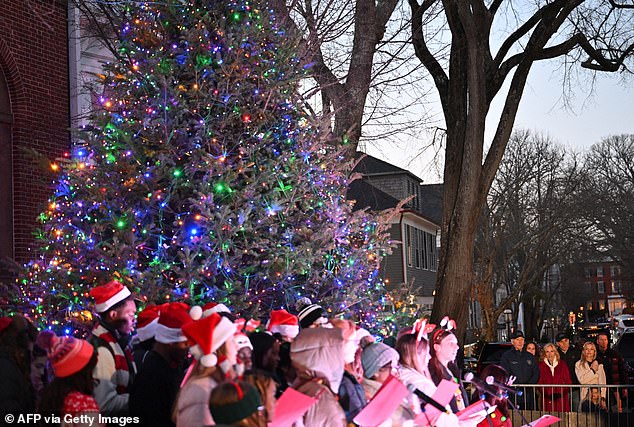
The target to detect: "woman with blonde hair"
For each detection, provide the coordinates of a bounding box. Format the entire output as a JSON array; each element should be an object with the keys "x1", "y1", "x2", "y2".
[
  {"x1": 537, "y1": 343, "x2": 571, "y2": 411},
  {"x1": 575, "y1": 341, "x2": 607, "y2": 409}
]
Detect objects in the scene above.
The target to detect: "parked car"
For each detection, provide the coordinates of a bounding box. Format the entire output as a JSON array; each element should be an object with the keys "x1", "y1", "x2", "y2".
[
  {"x1": 577, "y1": 324, "x2": 611, "y2": 343},
  {"x1": 613, "y1": 314, "x2": 634, "y2": 341},
  {"x1": 476, "y1": 342, "x2": 512, "y2": 375},
  {"x1": 614, "y1": 332, "x2": 634, "y2": 386}
]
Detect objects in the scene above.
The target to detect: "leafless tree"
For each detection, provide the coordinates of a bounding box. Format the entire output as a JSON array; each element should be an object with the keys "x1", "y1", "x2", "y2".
[
  {"x1": 407, "y1": 0, "x2": 633, "y2": 339},
  {"x1": 270, "y1": 0, "x2": 439, "y2": 149},
  {"x1": 581, "y1": 134, "x2": 634, "y2": 283},
  {"x1": 473, "y1": 130, "x2": 586, "y2": 340}
]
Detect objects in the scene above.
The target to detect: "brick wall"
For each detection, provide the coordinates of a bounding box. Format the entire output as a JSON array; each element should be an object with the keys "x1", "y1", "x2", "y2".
[{"x1": 0, "y1": 1, "x2": 70, "y2": 265}]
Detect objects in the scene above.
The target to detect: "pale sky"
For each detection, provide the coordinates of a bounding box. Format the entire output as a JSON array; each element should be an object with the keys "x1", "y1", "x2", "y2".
[{"x1": 363, "y1": 60, "x2": 634, "y2": 184}]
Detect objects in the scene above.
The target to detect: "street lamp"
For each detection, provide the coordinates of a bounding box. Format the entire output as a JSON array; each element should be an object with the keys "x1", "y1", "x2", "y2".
[{"x1": 503, "y1": 309, "x2": 513, "y2": 341}]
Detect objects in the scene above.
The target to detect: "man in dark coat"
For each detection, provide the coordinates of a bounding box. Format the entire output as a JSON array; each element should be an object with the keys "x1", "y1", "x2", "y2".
[
  {"x1": 500, "y1": 331, "x2": 539, "y2": 410},
  {"x1": 596, "y1": 332, "x2": 628, "y2": 413},
  {"x1": 129, "y1": 303, "x2": 190, "y2": 427},
  {"x1": 556, "y1": 332, "x2": 582, "y2": 409}
]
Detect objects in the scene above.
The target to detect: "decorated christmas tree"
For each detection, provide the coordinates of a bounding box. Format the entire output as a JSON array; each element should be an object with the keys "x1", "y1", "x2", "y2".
[{"x1": 16, "y1": 0, "x2": 393, "y2": 331}]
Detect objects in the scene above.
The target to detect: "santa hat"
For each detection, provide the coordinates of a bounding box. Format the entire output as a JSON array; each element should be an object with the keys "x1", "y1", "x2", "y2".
[
  {"x1": 0, "y1": 317, "x2": 12, "y2": 334},
  {"x1": 182, "y1": 313, "x2": 236, "y2": 367},
  {"x1": 154, "y1": 302, "x2": 191, "y2": 344},
  {"x1": 234, "y1": 333, "x2": 253, "y2": 351},
  {"x1": 37, "y1": 331, "x2": 94, "y2": 378},
  {"x1": 355, "y1": 327, "x2": 373, "y2": 342},
  {"x1": 90, "y1": 280, "x2": 131, "y2": 313},
  {"x1": 136, "y1": 305, "x2": 160, "y2": 342},
  {"x1": 245, "y1": 318, "x2": 261, "y2": 332},
  {"x1": 266, "y1": 309, "x2": 299, "y2": 339},
  {"x1": 189, "y1": 301, "x2": 231, "y2": 320}
]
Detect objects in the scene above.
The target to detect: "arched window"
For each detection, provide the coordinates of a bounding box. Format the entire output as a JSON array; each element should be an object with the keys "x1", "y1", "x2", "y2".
[{"x1": 0, "y1": 68, "x2": 14, "y2": 278}]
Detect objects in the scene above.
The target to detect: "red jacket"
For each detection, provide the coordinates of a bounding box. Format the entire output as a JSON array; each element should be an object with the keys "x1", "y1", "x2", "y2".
[{"x1": 538, "y1": 360, "x2": 571, "y2": 412}]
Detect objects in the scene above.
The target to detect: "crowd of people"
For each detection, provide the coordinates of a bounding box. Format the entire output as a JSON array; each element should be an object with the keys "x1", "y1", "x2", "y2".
[
  {"x1": 499, "y1": 329, "x2": 629, "y2": 415},
  {"x1": 0, "y1": 279, "x2": 630, "y2": 426}
]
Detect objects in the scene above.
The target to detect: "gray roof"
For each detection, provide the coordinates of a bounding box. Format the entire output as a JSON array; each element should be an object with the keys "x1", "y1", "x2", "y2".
[{"x1": 347, "y1": 179, "x2": 400, "y2": 212}]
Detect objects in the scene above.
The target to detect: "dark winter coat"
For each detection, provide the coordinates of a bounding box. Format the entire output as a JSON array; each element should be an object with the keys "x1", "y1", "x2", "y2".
[
  {"x1": 338, "y1": 370, "x2": 367, "y2": 424},
  {"x1": 129, "y1": 350, "x2": 184, "y2": 427},
  {"x1": 596, "y1": 346, "x2": 628, "y2": 386},
  {"x1": 0, "y1": 348, "x2": 34, "y2": 418},
  {"x1": 557, "y1": 345, "x2": 581, "y2": 384},
  {"x1": 500, "y1": 348, "x2": 540, "y2": 384}
]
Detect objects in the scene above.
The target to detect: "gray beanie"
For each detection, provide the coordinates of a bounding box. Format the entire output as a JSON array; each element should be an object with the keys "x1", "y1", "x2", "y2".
[{"x1": 361, "y1": 342, "x2": 399, "y2": 379}]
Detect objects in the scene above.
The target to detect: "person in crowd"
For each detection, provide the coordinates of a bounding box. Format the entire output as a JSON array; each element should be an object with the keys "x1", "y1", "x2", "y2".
[
  {"x1": 500, "y1": 331, "x2": 539, "y2": 409},
  {"x1": 361, "y1": 341, "x2": 414, "y2": 425},
  {"x1": 275, "y1": 340, "x2": 294, "y2": 397},
  {"x1": 131, "y1": 304, "x2": 160, "y2": 369},
  {"x1": 429, "y1": 327, "x2": 469, "y2": 413},
  {"x1": 89, "y1": 280, "x2": 137, "y2": 416},
  {"x1": 537, "y1": 343, "x2": 571, "y2": 412},
  {"x1": 38, "y1": 331, "x2": 105, "y2": 427},
  {"x1": 208, "y1": 381, "x2": 265, "y2": 427},
  {"x1": 175, "y1": 313, "x2": 237, "y2": 427},
  {"x1": 249, "y1": 332, "x2": 281, "y2": 378},
  {"x1": 524, "y1": 341, "x2": 538, "y2": 357},
  {"x1": 130, "y1": 302, "x2": 191, "y2": 427},
  {"x1": 234, "y1": 332, "x2": 253, "y2": 377},
  {"x1": 331, "y1": 318, "x2": 367, "y2": 424},
  {"x1": 30, "y1": 340, "x2": 50, "y2": 408},
  {"x1": 596, "y1": 332, "x2": 628, "y2": 412},
  {"x1": 580, "y1": 387, "x2": 608, "y2": 416},
  {"x1": 266, "y1": 309, "x2": 300, "y2": 343},
  {"x1": 243, "y1": 370, "x2": 277, "y2": 423},
  {"x1": 396, "y1": 329, "x2": 462, "y2": 426},
  {"x1": 555, "y1": 332, "x2": 581, "y2": 410},
  {"x1": 475, "y1": 364, "x2": 512, "y2": 427},
  {"x1": 290, "y1": 327, "x2": 347, "y2": 426},
  {"x1": 295, "y1": 297, "x2": 329, "y2": 329},
  {"x1": 575, "y1": 341, "x2": 607, "y2": 410},
  {"x1": 0, "y1": 315, "x2": 36, "y2": 418}
]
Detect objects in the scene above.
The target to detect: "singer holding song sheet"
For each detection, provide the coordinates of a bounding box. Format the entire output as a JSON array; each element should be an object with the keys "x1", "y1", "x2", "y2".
[{"x1": 395, "y1": 329, "x2": 464, "y2": 426}]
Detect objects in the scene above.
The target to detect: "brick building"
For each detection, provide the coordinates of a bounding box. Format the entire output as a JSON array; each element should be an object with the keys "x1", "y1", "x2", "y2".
[
  {"x1": 582, "y1": 260, "x2": 633, "y2": 318},
  {"x1": 0, "y1": 1, "x2": 70, "y2": 282}
]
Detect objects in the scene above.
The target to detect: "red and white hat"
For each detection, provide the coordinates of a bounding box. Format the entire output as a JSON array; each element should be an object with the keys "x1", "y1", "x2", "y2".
[
  {"x1": 189, "y1": 301, "x2": 231, "y2": 320},
  {"x1": 37, "y1": 331, "x2": 94, "y2": 378},
  {"x1": 136, "y1": 305, "x2": 160, "y2": 342},
  {"x1": 90, "y1": 280, "x2": 131, "y2": 313},
  {"x1": 155, "y1": 302, "x2": 192, "y2": 344},
  {"x1": 182, "y1": 313, "x2": 236, "y2": 367},
  {"x1": 266, "y1": 309, "x2": 299, "y2": 339},
  {"x1": 234, "y1": 332, "x2": 253, "y2": 351}
]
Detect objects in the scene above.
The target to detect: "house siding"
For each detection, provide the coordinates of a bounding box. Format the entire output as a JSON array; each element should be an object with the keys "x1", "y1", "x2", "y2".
[{"x1": 381, "y1": 224, "x2": 403, "y2": 284}]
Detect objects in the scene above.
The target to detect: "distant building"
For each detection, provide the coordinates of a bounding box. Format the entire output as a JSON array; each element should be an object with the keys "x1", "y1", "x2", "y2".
[
  {"x1": 348, "y1": 154, "x2": 441, "y2": 314},
  {"x1": 582, "y1": 260, "x2": 633, "y2": 318}
]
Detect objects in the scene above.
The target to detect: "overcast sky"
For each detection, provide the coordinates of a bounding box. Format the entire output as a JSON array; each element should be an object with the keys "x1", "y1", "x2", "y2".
[{"x1": 362, "y1": 60, "x2": 634, "y2": 184}]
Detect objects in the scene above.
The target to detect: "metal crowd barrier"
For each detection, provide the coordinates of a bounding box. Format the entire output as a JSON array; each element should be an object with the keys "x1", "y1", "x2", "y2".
[{"x1": 496, "y1": 384, "x2": 633, "y2": 427}]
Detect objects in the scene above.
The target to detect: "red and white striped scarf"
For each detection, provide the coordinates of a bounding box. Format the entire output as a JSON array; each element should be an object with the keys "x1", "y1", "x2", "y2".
[{"x1": 92, "y1": 323, "x2": 136, "y2": 393}]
